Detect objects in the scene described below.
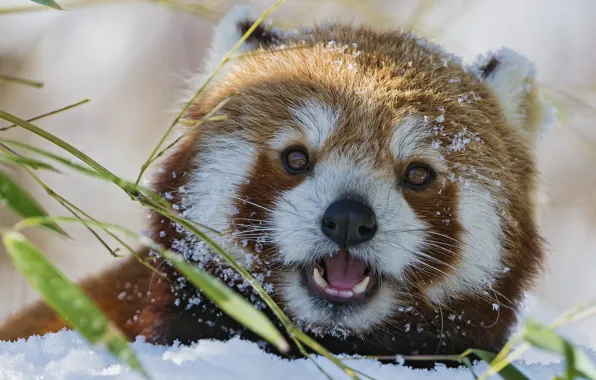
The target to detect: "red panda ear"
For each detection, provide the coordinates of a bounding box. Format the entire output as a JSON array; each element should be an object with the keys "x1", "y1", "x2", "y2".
[
  {"x1": 469, "y1": 48, "x2": 557, "y2": 150},
  {"x1": 203, "y1": 4, "x2": 282, "y2": 75}
]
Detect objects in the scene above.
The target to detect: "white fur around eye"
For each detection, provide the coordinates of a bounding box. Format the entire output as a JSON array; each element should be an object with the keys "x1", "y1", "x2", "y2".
[
  {"x1": 390, "y1": 117, "x2": 448, "y2": 172},
  {"x1": 269, "y1": 99, "x2": 339, "y2": 152}
]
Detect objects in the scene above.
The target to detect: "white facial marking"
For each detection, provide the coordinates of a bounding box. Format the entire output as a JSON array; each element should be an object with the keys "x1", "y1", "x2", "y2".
[
  {"x1": 270, "y1": 99, "x2": 339, "y2": 151},
  {"x1": 426, "y1": 182, "x2": 503, "y2": 303},
  {"x1": 180, "y1": 134, "x2": 256, "y2": 265},
  {"x1": 390, "y1": 116, "x2": 448, "y2": 171},
  {"x1": 390, "y1": 116, "x2": 426, "y2": 159}
]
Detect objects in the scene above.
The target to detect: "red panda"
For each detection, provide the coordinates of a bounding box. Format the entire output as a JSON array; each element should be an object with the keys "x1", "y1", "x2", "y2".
[{"x1": 0, "y1": 4, "x2": 554, "y2": 367}]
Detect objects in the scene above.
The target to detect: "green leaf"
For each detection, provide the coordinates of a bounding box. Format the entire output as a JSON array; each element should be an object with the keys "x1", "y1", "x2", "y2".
[
  {"x1": 523, "y1": 318, "x2": 596, "y2": 380},
  {"x1": 0, "y1": 137, "x2": 100, "y2": 178},
  {"x1": 0, "y1": 137, "x2": 169, "y2": 208},
  {"x1": 0, "y1": 138, "x2": 172, "y2": 210},
  {"x1": 0, "y1": 154, "x2": 59, "y2": 172},
  {"x1": 1, "y1": 231, "x2": 149, "y2": 379},
  {"x1": 467, "y1": 349, "x2": 530, "y2": 380},
  {"x1": 30, "y1": 0, "x2": 62, "y2": 10},
  {"x1": 0, "y1": 170, "x2": 67, "y2": 236},
  {"x1": 162, "y1": 249, "x2": 290, "y2": 353}
]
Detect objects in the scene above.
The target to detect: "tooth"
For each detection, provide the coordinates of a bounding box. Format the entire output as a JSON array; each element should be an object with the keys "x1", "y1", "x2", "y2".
[
  {"x1": 339, "y1": 290, "x2": 354, "y2": 298},
  {"x1": 352, "y1": 276, "x2": 370, "y2": 295},
  {"x1": 313, "y1": 268, "x2": 328, "y2": 289},
  {"x1": 325, "y1": 288, "x2": 339, "y2": 296}
]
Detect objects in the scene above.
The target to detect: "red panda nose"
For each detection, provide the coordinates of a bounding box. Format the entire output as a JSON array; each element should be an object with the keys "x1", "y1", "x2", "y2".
[{"x1": 321, "y1": 199, "x2": 377, "y2": 248}]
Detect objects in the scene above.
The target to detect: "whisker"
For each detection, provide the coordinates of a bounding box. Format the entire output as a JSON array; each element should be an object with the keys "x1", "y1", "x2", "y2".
[
  {"x1": 147, "y1": 258, "x2": 170, "y2": 301},
  {"x1": 383, "y1": 240, "x2": 457, "y2": 274},
  {"x1": 426, "y1": 231, "x2": 465, "y2": 245},
  {"x1": 482, "y1": 288, "x2": 501, "y2": 329},
  {"x1": 227, "y1": 195, "x2": 301, "y2": 218},
  {"x1": 424, "y1": 239, "x2": 458, "y2": 249},
  {"x1": 228, "y1": 218, "x2": 270, "y2": 222},
  {"x1": 278, "y1": 194, "x2": 299, "y2": 213},
  {"x1": 436, "y1": 304, "x2": 444, "y2": 354}
]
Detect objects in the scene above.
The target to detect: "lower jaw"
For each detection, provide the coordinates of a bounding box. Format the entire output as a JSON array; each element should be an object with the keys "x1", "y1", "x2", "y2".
[{"x1": 300, "y1": 267, "x2": 379, "y2": 305}]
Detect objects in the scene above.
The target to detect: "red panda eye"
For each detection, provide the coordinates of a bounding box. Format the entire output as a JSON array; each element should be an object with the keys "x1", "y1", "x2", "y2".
[
  {"x1": 282, "y1": 147, "x2": 310, "y2": 174},
  {"x1": 403, "y1": 164, "x2": 434, "y2": 189}
]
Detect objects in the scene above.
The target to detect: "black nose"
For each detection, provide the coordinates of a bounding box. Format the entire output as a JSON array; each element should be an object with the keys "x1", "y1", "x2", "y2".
[{"x1": 321, "y1": 199, "x2": 377, "y2": 248}]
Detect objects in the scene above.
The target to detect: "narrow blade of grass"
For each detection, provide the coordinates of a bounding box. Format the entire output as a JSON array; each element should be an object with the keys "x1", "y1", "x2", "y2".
[
  {"x1": 0, "y1": 154, "x2": 59, "y2": 172},
  {"x1": 161, "y1": 249, "x2": 289, "y2": 353},
  {"x1": 0, "y1": 138, "x2": 101, "y2": 177},
  {"x1": 523, "y1": 318, "x2": 596, "y2": 380},
  {"x1": 0, "y1": 137, "x2": 172, "y2": 210},
  {"x1": 0, "y1": 109, "x2": 119, "y2": 182},
  {"x1": 463, "y1": 349, "x2": 530, "y2": 380},
  {"x1": 1, "y1": 231, "x2": 149, "y2": 378},
  {"x1": 0, "y1": 170, "x2": 67, "y2": 236},
  {"x1": 0, "y1": 74, "x2": 44, "y2": 88},
  {"x1": 0, "y1": 99, "x2": 90, "y2": 133}
]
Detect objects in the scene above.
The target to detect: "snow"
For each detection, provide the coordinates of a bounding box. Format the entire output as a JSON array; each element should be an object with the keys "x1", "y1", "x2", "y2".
[
  {"x1": 1, "y1": 296, "x2": 591, "y2": 379},
  {"x1": 0, "y1": 329, "x2": 594, "y2": 380}
]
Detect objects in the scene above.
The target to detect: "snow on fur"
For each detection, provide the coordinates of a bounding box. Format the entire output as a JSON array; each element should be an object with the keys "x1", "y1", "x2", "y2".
[{"x1": 0, "y1": 329, "x2": 593, "y2": 380}]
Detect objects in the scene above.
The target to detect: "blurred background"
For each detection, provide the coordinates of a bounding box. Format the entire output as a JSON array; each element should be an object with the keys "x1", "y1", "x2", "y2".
[{"x1": 1, "y1": 0, "x2": 595, "y2": 350}]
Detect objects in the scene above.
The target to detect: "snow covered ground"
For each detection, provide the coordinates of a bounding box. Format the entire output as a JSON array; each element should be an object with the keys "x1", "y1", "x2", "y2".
[
  {"x1": 1, "y1": 295, "x2": 589, "y2": 380},
  {"x1": 2, "y1": 1, "x2": 596, "y2": 379},
  {"x1": 0, "y1": 329, "x2": 593, "y2": 380}
]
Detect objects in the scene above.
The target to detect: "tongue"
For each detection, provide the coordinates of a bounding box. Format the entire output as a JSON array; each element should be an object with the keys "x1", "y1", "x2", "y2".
[{"x1": 324, "y1": 249, "x2": 367, "y2": 290}]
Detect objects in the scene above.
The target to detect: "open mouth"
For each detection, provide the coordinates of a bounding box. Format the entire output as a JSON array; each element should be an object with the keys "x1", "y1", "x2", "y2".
[{"x1": 304, "y1": 249, "x2": 378, "y2": 304}]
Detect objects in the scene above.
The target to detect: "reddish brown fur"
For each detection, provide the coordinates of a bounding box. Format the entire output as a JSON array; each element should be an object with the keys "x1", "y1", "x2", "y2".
[
  {"x1": 0, "y1": 249, "x2": 153, "y2": 341},
  {"x1": 0, "y1": 19, "x2": 544, "y2": 365}
]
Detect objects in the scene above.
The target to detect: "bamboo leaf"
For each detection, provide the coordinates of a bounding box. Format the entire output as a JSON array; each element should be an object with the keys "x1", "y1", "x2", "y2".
[
  {"x1": 0, "y1": 170, "x2": 67, "y2": 236},
  {"x1": 0, "y1": 109, "x2": 118, "y2": 181},
  {"x1": 0, "y1": 138, "x2": 171, "y2": 210},
  {"x1": 0, "y1": 154, "x2": 59, "y2": 172},
  {"x1": 30, "y1": 0, "x2": 62, "y2": 10},
  {"x1": 465, "y1": 349, "x2": 530, "y2": 380},
  {"x1": 0, "y1": 137, "x2": 104, "y2": 177},
  {"x1": 1, "y1": 231, "x2": 149, "y2": 379},
  {"x1": 162, "y1": 249, "x2": 289, "y2": 354},
  {"x1": 523, "y1": 318, "x2": 596, "y2": 380}
]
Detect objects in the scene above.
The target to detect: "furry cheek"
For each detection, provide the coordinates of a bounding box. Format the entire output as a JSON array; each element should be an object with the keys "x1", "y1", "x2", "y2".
[
  {"x1": 424, "y1": 181, "x2": 507, "y2": 304},
  {"x1": 179, "y1": 133, "x2": 258, "y2": 266}
]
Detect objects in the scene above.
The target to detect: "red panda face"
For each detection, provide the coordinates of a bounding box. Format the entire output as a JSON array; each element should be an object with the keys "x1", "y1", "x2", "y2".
[{"x1": 152, "y1": 6, "x2": 549, "y2": 339}]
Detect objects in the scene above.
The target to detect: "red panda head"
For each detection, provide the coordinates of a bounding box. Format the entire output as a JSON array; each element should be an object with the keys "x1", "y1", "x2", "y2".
[{"x1": 149, "y1": 5, "x2": 553, "y2": 339}]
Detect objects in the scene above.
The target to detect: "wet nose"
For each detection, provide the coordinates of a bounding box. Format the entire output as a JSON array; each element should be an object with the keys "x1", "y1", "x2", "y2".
[{"x1": 321, "y1": 199, "x2": 377, "y2": 248}]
